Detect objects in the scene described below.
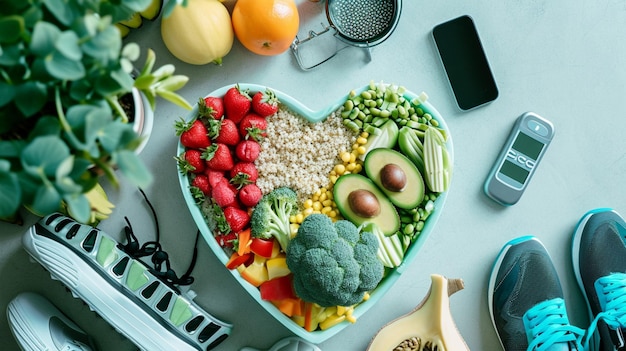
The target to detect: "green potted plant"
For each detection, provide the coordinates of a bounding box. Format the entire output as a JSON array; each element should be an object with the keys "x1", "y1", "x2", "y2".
[{"x1": 0, "y1": 0, "x2": 192, "y2": 224}]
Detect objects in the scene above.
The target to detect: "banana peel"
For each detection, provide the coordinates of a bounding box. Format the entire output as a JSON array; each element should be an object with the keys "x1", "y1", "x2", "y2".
[
  {"x1": 367, "y1": 274, "x2": 470, "y2": 351},
  {"x1": 117, "y1": 0, "x2": 163, "y2": 38},
  {"x1": 84, "y1": 183, "x2": 115, "y2": 224}
]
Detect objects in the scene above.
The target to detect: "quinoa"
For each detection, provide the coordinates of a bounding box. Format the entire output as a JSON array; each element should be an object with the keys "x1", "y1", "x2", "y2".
[{"x1": 255, "y1": 106, "x2": 356, "y2": 202}]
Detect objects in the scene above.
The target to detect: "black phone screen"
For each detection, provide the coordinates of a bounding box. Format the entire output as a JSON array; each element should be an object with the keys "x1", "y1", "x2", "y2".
[{"x1": 433, "y1": 15, "x2": 498, "y2": 110}]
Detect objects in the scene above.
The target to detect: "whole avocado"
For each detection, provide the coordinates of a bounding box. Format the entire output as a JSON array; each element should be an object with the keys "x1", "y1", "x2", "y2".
[{"x1": 286, "y1": 214, "x2": 384, "y2": 307}]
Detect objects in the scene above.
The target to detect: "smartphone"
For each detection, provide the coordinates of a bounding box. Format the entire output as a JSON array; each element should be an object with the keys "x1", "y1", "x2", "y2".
[
  {"x1": 433, "y1": 15, "x2": 498, "y2": 111},
  {"x1": 484, "y1": 112, "x2": 555, "y2": 205}
]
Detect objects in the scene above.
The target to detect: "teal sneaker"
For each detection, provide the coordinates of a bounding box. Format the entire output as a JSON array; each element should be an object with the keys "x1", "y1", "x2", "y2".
[
  {"x1": 23, "y1": 213, "x2": 232, "y2": 351},
  {"x1": 489, "y1": 236, "x2": 584, "y2": 350},
  {"x1": 572, "y1": 208, "x2": 626, "y2": 351}
]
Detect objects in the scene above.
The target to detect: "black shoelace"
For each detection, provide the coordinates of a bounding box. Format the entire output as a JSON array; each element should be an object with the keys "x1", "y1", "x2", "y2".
[{"x1": 119, "y1": 188, "x2": 199, "y2": 289}]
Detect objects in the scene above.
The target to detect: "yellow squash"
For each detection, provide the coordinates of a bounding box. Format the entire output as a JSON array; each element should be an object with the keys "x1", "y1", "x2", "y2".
[
  {"x1": 367, "y1": 274, "x2": 470, "y2": 351},
  {"x1": 161, "y1": 0, "x2": 234, "y2": 65}
]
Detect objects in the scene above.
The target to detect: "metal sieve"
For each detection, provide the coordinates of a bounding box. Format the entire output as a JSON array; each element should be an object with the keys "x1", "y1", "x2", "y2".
[{"x1": 291, "y1": 0, "x2": 402, "y2": 70}]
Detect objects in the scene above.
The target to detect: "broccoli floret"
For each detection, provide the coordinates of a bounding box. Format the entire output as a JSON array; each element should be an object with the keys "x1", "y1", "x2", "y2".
[
  {"x1": 250, "y1": 187, "x2": 298, "y2": 252},
  {"x1": 286, "y1": 214, "x2": 384, "y2": 307}
]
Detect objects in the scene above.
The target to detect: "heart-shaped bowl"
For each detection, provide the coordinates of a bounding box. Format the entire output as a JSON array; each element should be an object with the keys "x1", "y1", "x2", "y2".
[{"x1": 176, "y1": 83, "x2": 454, "y2": 344}]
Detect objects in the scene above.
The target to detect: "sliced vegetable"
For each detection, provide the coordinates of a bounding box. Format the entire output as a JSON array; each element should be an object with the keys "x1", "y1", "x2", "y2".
[
  {"x1": 226, "y1": 252, "x2": 252, "y2": 270},
  {"x1": 237, "y1": 228, "x2": 252, "y2": 256},
  {"x1": 424, "y1": 127, "x2": 452, "y2": 192},
  {"x1": 397, "y1": 126, "x2": 425, "y2": 174},
  {"x1": 240, "y1": 254, "x2": 268, "y2": 287},
  {"x1": 272, "y1": 297, "x2": 304, "y2": 317},
  {"x1": 249, "y1": 237, "x2": 274, "y2": 258},
  {"x1": 362, "y1": 222, "x2": 404, "y2": 268},
  {"x1": 266, "y1": 256, "x2": 290, "y2": 280},
  {"x1": 260, "y1": 274, "x2": 297, "y2": 301}
]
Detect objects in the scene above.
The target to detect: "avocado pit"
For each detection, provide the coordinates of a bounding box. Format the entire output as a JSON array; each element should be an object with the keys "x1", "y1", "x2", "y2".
[
  {"x1": 348, "y1": 189, "x2": 380, "y2": 218},
  {"x1": 380, "y1": 163, "x2": 407, "y2": 192}
]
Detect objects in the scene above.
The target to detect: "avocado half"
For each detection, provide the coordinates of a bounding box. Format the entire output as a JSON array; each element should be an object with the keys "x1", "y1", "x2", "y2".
[
  {"x1": 364, "y1": 148, "x2": 425, "y2": 210},
  {"x1": 333, "y1": 173, "x2": 400, "y2": 235}
]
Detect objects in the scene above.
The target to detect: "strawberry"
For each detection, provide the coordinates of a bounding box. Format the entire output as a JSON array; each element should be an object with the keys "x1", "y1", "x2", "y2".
[
  {"x1": 191, "y1": 174, "x2": 211, "y2": 195},
  {"x1": 235, "y1": 140, "x2": 261, "y2": 162},
  {"x1": 176, "y1": 149, "x2": 205, "y2": 174},
  {"x1": 223, "y1": 85, "x2": 251, "y2": 123},
  {"x1": 239, "y1": 184, "x2": 263, "y2": 207},
  {"x1": 214, "y1": 118, "x2": 240, "y2": 146},
  {"x1": 212, "y1": 178, "x2": 238, "y2": 208},
  {"x1": 201, "y1": 96, "x2": 224, "y2": 120},
  {"x1": 230, "y1": 162, "x2": 258, "y2": 186},
  {"x1": 203, "y1": 143, "x2": 234, "y2": 171},
  {"x1": 239, "y1": 113, "x2": 267, "y2": 141},
  {"x1": 224, "y1": 206, "x2": 250, "y2": 233},
  {"x1": 251, "y1": 89, "x2": 279, "y2": 117},
  {"x1": 206, "y1": 169, "x2": 226, "y2": 189},
  {"x1": 175, "y1": 119, "x2": 211, "y2": 149}
]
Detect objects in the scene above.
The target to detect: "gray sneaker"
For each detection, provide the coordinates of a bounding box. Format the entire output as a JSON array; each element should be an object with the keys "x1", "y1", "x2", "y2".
[
  {"x1": 572, "y1": 208, "x2": 626, "y2": 351},
  {"x1": 7, "y1": 292, "x2": 96, "y2": 351},
  {"x1": 489, "y1": 236, "x2": 584, "y2": 350}
]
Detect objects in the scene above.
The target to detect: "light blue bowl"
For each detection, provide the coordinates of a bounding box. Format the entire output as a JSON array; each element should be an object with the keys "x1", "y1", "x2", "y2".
[{"x1": 176, "y1": 83, "x2": 454, "y2": 344}]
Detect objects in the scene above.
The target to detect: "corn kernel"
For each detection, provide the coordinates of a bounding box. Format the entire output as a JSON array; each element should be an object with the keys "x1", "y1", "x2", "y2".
[
  {"x1": 303, "y1": 207, "x2": 314, "y2": 216},
  {"x1": 321, "y1": 206, "x2": 332, "y2": 214},
  {"x1": 346, "y1": 163, "x2": 356, "y2": 171},
  {"x1": 295, "y1": 213, "x2": 304, "y2": 224},
  {"x1": 354, "y1": 164, "x2": 362, "y2": 173},
  {"x1": 340, "y1": 152, "x2": 351, "y2": 163},
  {"x1": 334, "y1": 164, "x2": 346, "y2": 175},
  {"x1": 361, "y1": 131, "x2": 369, "y2": 138},
  {"x1": 357, "y1": 146, "x2": 366, "y2": 155},
  {"x1": 303, "y1": 199, "x2": 313, "y2": 209},
  {"x1": 290, "y1": 215, "x2": 297, "y2": 223},
  {"x1": 328, "y1": 210, "x2": 337, "y2": 218},
  {"x1": 319, "y1": 192, "x2": 327, "y2": 202},
  {"x1": 312, "y1": 202, "x2": 323, "y2": 211},
  {"x1": 349, "y1": 153, "x2": 357, "y2": 163},
  {"x1": 357, "y1": 137, "x2": 368, "y2": 144},
  {"x1": 330, "y1": 175, "x2": 338, "y2": 184},
  {"x1": 322, "y1": 199, "x2": 333, "y2": 207}
]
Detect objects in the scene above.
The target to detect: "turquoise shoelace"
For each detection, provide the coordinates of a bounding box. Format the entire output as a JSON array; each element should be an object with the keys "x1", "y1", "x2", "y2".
[
  {"x1": 523, "y1": 297, "x2": 584, "y2": 351},
  {"x1": 583, "y1": 272, "x2": 626, "y2": 350}
]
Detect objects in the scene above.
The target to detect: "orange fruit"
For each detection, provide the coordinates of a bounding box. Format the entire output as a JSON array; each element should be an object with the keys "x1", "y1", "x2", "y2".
[{"x1": 232, "y1": 0, "x2": 300, "y2": 56}]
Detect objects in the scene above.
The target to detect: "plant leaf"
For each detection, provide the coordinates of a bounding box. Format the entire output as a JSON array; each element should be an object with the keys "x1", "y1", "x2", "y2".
[
  {"x1": 0, "y1": 15, "x2": 24, "y2": 43},
  {"x1": 45, "y1": 51, "x2": 85, "y2": 80},
  {"x1": 0, "y1": 82, "x2": 16, "y2": 107},
  {"x1": 64, "y1": 192, "x2": 90, "y2": 224},
  {"x1": 0, "y1": 166, "x2": 20, "y2": 218},
  {"x1": 21, "y1": 135, "x2": 70, "y2": 178},
  {"x1": 29, "y1": 182, "x2": 62, "y2": 216},
  {"x1": 81, "y1": 25, "x2": 121, "y2": 61},
  {"x1": 98, "y1": 120, "x2": 128, "y2": 152},
  {"x1": 157, "y1": 89, "x2": 192, "y2": 110},
  {"x1": 55, "y1": 31, "x2": 82, "y2": 61},
  {"x1": 30, "y1": 21, "x2": 60, "y2": 57},
  {"x1": 42, "y1": 0, "x2": 75, "y2": 26},
  {"x1": 15, "y1": 81, "x2": 47, "y2": 117},
  {"x1": 114, "y1": 150, "x2": 153, "y2": 188}
]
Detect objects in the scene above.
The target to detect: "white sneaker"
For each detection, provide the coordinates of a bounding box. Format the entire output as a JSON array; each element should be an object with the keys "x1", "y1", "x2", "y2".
[
  {"x1": 7, "y1": 292, "x2": 96, "y2": 351},
  {"x1": 23, "y1": 213, "x2": 232, "y2": 351}
]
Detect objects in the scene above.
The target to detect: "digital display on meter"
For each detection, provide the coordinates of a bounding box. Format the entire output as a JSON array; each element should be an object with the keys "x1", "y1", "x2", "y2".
[
  {"x1": 484, "y1": 112, "x2": 554, "y2": 205},
  {"x1": 498, "y1": 131, "x2": 546, "y2": 185}
]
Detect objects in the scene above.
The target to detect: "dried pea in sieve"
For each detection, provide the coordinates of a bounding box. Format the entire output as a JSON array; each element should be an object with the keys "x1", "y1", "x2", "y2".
[{"x1": 291, "y1": 0, "x2": 402, "y2": 70}]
